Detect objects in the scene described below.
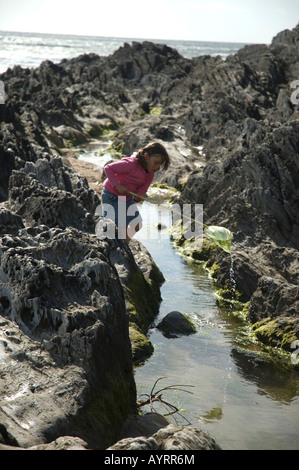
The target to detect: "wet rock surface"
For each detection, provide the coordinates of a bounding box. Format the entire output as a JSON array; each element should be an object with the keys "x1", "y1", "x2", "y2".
[
  {"x1": 0, "y1": 23, "x2": 298, "y2": 450},
  {"x1": 157, "y1": 311, "x2": 197, "y2": 338}
]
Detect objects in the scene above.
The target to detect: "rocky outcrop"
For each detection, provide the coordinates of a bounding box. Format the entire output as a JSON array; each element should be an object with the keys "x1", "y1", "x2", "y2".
[
  {"x1": 0, "y1": 206, "x2": 137, "y2": 449},
  {"x1": 1, "y1": 23, "x2": 298, "y2": 450},
  {"x1": 174, "y1": 26, "x2": 299, "y2": 351},
  {"x1": 0, "y1": 153, "x2": 162, "y2": 448}
]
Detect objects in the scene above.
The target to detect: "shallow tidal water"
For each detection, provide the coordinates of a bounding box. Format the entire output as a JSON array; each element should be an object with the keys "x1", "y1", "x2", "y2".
[
  {"x1": 134, "y1": 201, "x2": 299, "y2": 450},
  {"x1": 80, "y1": 142, "x2": 299, "y2": 450}
]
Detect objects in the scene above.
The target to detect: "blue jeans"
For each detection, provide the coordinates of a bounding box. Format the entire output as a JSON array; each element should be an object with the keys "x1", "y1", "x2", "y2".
[{"x1": 101, "y1": 187, "x2": 142, "y2": 228}]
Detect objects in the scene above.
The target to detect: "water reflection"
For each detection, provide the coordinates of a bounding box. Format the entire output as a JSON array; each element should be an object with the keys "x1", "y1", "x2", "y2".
[
  {"x1": 231, "y1": 347, "x2": 299, "y2": 404},
  {"x1": 134, "y1": 200, "x2": 299, "y2": 450},
  {"x1": 78, "y1": 139, "x2": 113, "y2": 166}
]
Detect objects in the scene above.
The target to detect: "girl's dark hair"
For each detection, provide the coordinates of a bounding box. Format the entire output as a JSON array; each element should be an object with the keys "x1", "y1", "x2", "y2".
[{"x1": 136, "y1": 142, "x2": 170, "y2": 171}]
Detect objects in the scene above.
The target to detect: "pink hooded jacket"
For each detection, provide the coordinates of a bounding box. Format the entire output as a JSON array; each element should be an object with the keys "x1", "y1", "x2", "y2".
[{"x1": 103, "y1": 154, "x2": 154, "y2": 200}]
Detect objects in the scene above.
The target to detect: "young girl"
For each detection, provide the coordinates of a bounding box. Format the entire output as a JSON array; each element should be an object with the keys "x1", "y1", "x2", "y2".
[{"x1": 101, "y1": 142, "x2": 170, "y2": 242}]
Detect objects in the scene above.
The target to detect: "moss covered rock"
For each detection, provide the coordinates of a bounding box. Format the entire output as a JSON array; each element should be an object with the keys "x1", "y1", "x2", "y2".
[
  {"x1": 252, "y1": 317, "x2": 298, "y2": 351},
  {"x1": 129, "y1": 325, "x2": 154, "y2": 364}
]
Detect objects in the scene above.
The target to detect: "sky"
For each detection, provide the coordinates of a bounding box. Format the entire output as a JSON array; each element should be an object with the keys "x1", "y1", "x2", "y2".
[{"x1": 0, "y1": 0, "x2": 298, "y2": 44}]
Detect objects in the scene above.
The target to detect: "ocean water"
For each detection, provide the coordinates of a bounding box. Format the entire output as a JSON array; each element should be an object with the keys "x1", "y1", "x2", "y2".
[{"x1": 0, "y1": 30, "x2": 249, "y2": 74}]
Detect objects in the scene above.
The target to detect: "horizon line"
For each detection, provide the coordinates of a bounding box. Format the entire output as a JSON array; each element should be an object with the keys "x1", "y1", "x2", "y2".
[{"x1": 0, "y1": 29, "x2": 256, "y2": 46}]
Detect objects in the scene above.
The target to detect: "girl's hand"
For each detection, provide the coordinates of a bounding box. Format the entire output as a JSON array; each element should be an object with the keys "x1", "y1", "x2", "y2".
[{"x1": 115, "y1": 184, "x2": 129, "y2": 195}]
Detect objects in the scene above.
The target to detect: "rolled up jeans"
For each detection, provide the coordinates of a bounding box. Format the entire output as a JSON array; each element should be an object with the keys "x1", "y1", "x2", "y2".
[{"x1": 101, "y1": 187, "x2": 142, "y2": 230}]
